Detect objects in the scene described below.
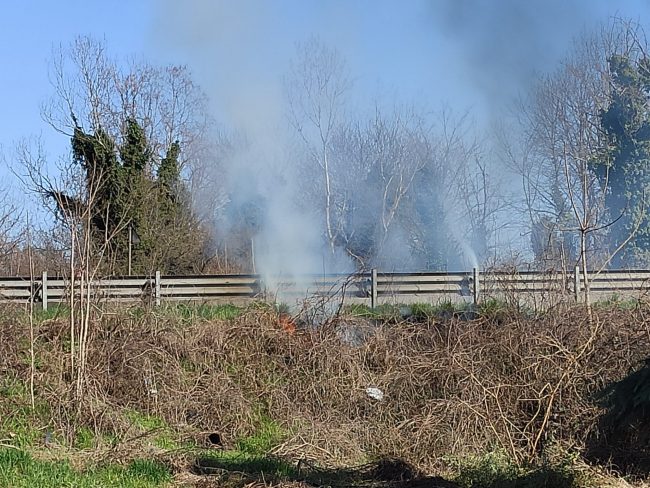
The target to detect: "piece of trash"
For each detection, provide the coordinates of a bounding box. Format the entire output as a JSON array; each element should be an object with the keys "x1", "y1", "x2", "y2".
[
  {"x1": 144, "y1": 377, "x2": 157, "y2": 395},
  {"x1": 366, "y1": 387, "x2": 384, "y2": 401},
  {"x1": 44, "y1": 430, "x2": 53, "y2": 447}
]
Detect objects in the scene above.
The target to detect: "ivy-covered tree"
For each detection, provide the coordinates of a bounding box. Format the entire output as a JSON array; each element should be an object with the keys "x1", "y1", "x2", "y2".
[
  {"x1": 157, "y1": 141, "x2": 181, "y2": 207},
  {"x1": 70, "y1": 124, "x2": 122, "y2": 235},
  {"x1": 52, "y1": 118, "x2": 206, "y2": 275},
  {"x1": 598, "y1": 54, "x2": 650, "y2": 266},
  {"x1": 148, "y1": 139, "x2": 207, "y2": 274},
  {"x1": 120, "y1": 118, "x2": 151, "y2": 173},
  {"x1": 8, "y1": 35, "x2": 219, "y2": 276}
]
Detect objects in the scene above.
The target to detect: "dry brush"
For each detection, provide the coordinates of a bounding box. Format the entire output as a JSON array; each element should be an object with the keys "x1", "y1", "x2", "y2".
[{"x1": 0, "y1": 302, "x2": 648, "y2": 474}]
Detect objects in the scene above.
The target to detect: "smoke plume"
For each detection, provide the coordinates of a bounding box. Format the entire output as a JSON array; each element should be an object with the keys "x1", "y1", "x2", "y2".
[{"x1": 150, "y1": 0, "x2": 644, "y2": 283}]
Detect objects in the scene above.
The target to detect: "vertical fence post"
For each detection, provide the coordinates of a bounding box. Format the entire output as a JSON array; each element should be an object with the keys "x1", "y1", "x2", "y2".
[
  {"x1": 574, "y1": 265, "x2": 580, "y2": 302},
  {"x1": 473, "y1": 267, "x2": 480, "y2": 305},
  {"x1": 155, "y1": 271, "x2": 161, "y2": 307},
  {"x1": 41, "y1": 271, "x2": 48, "y2": 312},
  {"x1": 371, "y1": 269, "x2": 377, "y2": 309}
]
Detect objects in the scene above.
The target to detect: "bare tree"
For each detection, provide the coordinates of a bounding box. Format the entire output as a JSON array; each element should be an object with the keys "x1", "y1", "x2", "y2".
[
  {"x1": 322, "y1": 107, "x2": 432, "y2": 268},
  {"x1": 287, "y1": 37, "x2": 351, "y2": 256},
  {"x1": 42, "y1": 36, "x2": 214, "y2": 183},
  {"x1": 0, "y1": 192, "x2": 24, "y2": 269},
  {"x1": 456, "y1": 152, "x2": 509, "y2": 264},
  {"x1": 504, "y1": 27, "x2": 615, "y2": 274},
  {"x1": 323, "y1": 106, "x2": 493, "y2": 270},
  {"x1": 15, "y1": 130, "x2": 131, "y2": 398},
  {"x1": 370, "y1": 109, "x2": 427, "y2": 249},
  {"x1": 498, "y1": 20, "x2": 650, "y2": 314}
]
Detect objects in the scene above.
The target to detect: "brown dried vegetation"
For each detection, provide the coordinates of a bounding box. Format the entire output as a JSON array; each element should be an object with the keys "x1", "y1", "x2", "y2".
[{"x1": 1, "y1": 302, "x2": 649, "y2": 476}]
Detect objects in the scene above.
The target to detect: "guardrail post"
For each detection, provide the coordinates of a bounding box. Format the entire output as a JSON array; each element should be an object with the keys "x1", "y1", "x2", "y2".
[
  {"x1": 155, "y1": 271, "x2": 161, "y2": 307},
  {"x1": 574, "y1": 265, "x2": 580, "y2": 302},
  {"x1": 473, "y1": 267, "x2": 480, "y2": 305},
  {"x1": 371, "y1": 269, "x2": 377, "y2": 309},
  {"x1": 42, "y1": 271, "x2": 48, "y2": 311}
]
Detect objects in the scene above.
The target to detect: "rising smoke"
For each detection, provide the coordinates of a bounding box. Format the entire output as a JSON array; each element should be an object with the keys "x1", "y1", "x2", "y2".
[
  {"x1": 151, "y1": 0, "x2": 643, "y2": 281},
  {"x1": 431, "y1": 0, "x2": 609, "y2": 112}
]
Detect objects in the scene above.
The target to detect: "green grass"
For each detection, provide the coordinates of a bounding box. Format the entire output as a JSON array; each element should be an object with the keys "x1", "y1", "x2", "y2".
[
  {"x1": 345, "y1": 301, "x2": 472, "y2": 321},
  {"x1": 126, "y1": 411, "x2": 167, "y2": 431},
  {"x1": 71, "y1": 429, "x2": 119, "y2": 451},
  {"x1": 0, "y1": 409, "x2": 48, "y2": 449},
  {"x1": 476, "y1": 298, "x2": 510, "y2": 318},
  {"x1": 160, "y1": 303, "x2": 242, "y2": 321},
  {"x1": 451, "y1": 451, "x2": 587, "y2": 488},
  {"x1": 344, "y1": 303, "x2": 403, "y2": 320},
  {"x1": 0, "y1": 377, "x2": 52, "y2": 449},
  {"x1": 236, "y1": 415, "x2": 286, "y2": 456},
  {"x1": 125, "y1": 411, "x2": 180, "y2": 450},
  {"x1": 34, "y1": 304, "x2": 70, "y2": 322},
  {"x1": 192, "y1": 449, "x2": 595, "y2": 488},
  {"x1": 409, "y1": 301, "x2": 471, "y2": 319},
  {"x1": 189, "y1": 412, "x2": 292, "y2": 482},
  {"x1": 340, "y1": 297, "x2": 536, "y2": 322},
  {"x1": 0, "y1": 449, "x2": 171, "y2": 488},
  {"x1": 593, "y1": 294, "x2": 640, "y2": 310},
  {"x1": 192, "y1": 415, "x2": 293, "y2": 483},
  {"x1": 73, "y1": 427, "x2": 95, "y2": 450},
  {"x1": 274, "y1": 302, "x2": 291, "y2": 315},
  {"x1": 0, "y1": 376, "x2": 29, "y2": 399},
  {"x1": 0, "y1": 401, "x2": 177, "y2": 486},
  {"x1": 124, "y1": 303, "x2": 243, "y2": 323}
]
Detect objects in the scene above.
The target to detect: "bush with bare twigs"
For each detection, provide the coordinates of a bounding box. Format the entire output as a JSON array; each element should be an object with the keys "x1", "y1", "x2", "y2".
[{"x1": 1, "y1": 302, "x2": 649, "y2": 478}]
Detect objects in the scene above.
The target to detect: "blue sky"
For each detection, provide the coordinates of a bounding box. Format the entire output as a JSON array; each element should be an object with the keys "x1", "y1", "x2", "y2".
[{"x1": 1, "y1": 0, "x2": 650, "y2": 197}]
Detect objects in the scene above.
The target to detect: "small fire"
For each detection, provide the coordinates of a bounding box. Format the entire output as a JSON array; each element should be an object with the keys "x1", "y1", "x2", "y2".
[{"x1": 278, "y1": 312, "x2": 296, "y2": 334}]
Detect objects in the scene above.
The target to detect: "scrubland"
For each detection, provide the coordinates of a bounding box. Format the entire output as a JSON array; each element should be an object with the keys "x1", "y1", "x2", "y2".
[{"x1": 1, "y1": 300, "x2": 649, "y2": 487}]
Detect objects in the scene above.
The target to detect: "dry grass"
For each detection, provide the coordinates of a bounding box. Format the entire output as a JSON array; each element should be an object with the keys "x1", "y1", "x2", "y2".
[{"x1": 1, "y1": 300, "x2": 649, "y2": 479}]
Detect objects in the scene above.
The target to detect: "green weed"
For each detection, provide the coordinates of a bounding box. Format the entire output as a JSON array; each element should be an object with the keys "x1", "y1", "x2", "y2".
[
  {"x1": 236, "y1": 415, "x2": 286, "y2": 455},
  {"x1": 452, "y1": 450, "x2": 585, "y2": 488},
  {"x1": 273, "y1": 302, "x2": 290, "y2": 315},
  {"x1": 410, "y1": 300, "x2": 472, "y2": 319},
  {"x1": 34, "y1": 305, "x2": 70, "y2": 322},
  {"x1": 124, "y1": 411, "x2": 179, "y2": 450},
  {"x1": 593, "y1": 294, "x2": 640, "y2": 310},
  {"x1": 0, "y1": 380, "x2": 52, "y2": 449},
  {"x1": 0, "y1": 376, "x2": 28, "y2": 399},
  {"x1": 476, "y1": 298, "x2": 509, "y2": 317},
  {"x1": 125, "y1": 459, "x2": 172, "y2": 483},
  {"x1": 73, "y1": 427, "x2": 95, "y2": 450},
  {"x1": 344, "y1": 303, "x2": 402, "y2": 321},
  {"x1": 126, "y1": 411, "x2": 166, "y2": 431},
  {"x1": 0, "y1": 449, "x2": 171, "y2": 487},
  {"x1": 161, "y1": 303, "x2": 242, "y2": 321},
  {"x1": 346, "y1": 301, "x2": 476, "y2": 322}
]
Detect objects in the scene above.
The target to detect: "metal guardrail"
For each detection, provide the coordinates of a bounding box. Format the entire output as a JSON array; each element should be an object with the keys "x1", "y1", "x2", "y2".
[{"x1": 2, "y1": 267, "x2": 650, "y2": 310}]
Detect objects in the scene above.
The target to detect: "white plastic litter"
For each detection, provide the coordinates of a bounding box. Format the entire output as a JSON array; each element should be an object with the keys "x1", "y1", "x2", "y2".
[{"x1": 365, "y1": 387, "x2": 384, "y2": 401}]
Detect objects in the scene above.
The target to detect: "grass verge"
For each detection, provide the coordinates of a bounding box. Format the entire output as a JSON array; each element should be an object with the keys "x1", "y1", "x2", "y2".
[{"x1": 0, "y1": 449, "x2": 171, "y2": 488}]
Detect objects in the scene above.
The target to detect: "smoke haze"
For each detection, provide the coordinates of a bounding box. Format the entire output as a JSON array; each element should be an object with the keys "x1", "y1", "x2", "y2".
[{"x1": 150, "y1": 0, "x2": 649, "y2": 281}]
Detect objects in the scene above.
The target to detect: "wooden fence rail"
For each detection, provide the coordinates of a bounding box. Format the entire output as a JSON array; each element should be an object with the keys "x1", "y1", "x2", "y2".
[{"x1": 3, "y1": 268, "x2": 650, "y2": 310}]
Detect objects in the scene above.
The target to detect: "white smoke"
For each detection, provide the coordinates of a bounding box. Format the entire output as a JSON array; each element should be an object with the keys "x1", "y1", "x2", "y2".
[{"x1": 150, "y1": 0, "x2": 644, "y2": 280}]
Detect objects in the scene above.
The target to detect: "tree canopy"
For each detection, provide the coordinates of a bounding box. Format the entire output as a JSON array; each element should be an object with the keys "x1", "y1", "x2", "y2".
[
  {"x1": 599, "y1": 53, "x2": 650, "y2": 265},
  {"x1": 55, "y1": 118, "x2": 205, "y2": 275}
]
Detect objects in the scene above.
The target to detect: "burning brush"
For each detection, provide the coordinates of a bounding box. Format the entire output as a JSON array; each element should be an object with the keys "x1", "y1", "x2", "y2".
[{"x1": 276, "y1": 302, "x2": 296, "y2": 334}]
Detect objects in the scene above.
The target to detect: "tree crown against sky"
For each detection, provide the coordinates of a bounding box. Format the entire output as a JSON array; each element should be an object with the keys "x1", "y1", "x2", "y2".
[{"x1": 4, "y1": 5, "x2": 650, "y2": 274}]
